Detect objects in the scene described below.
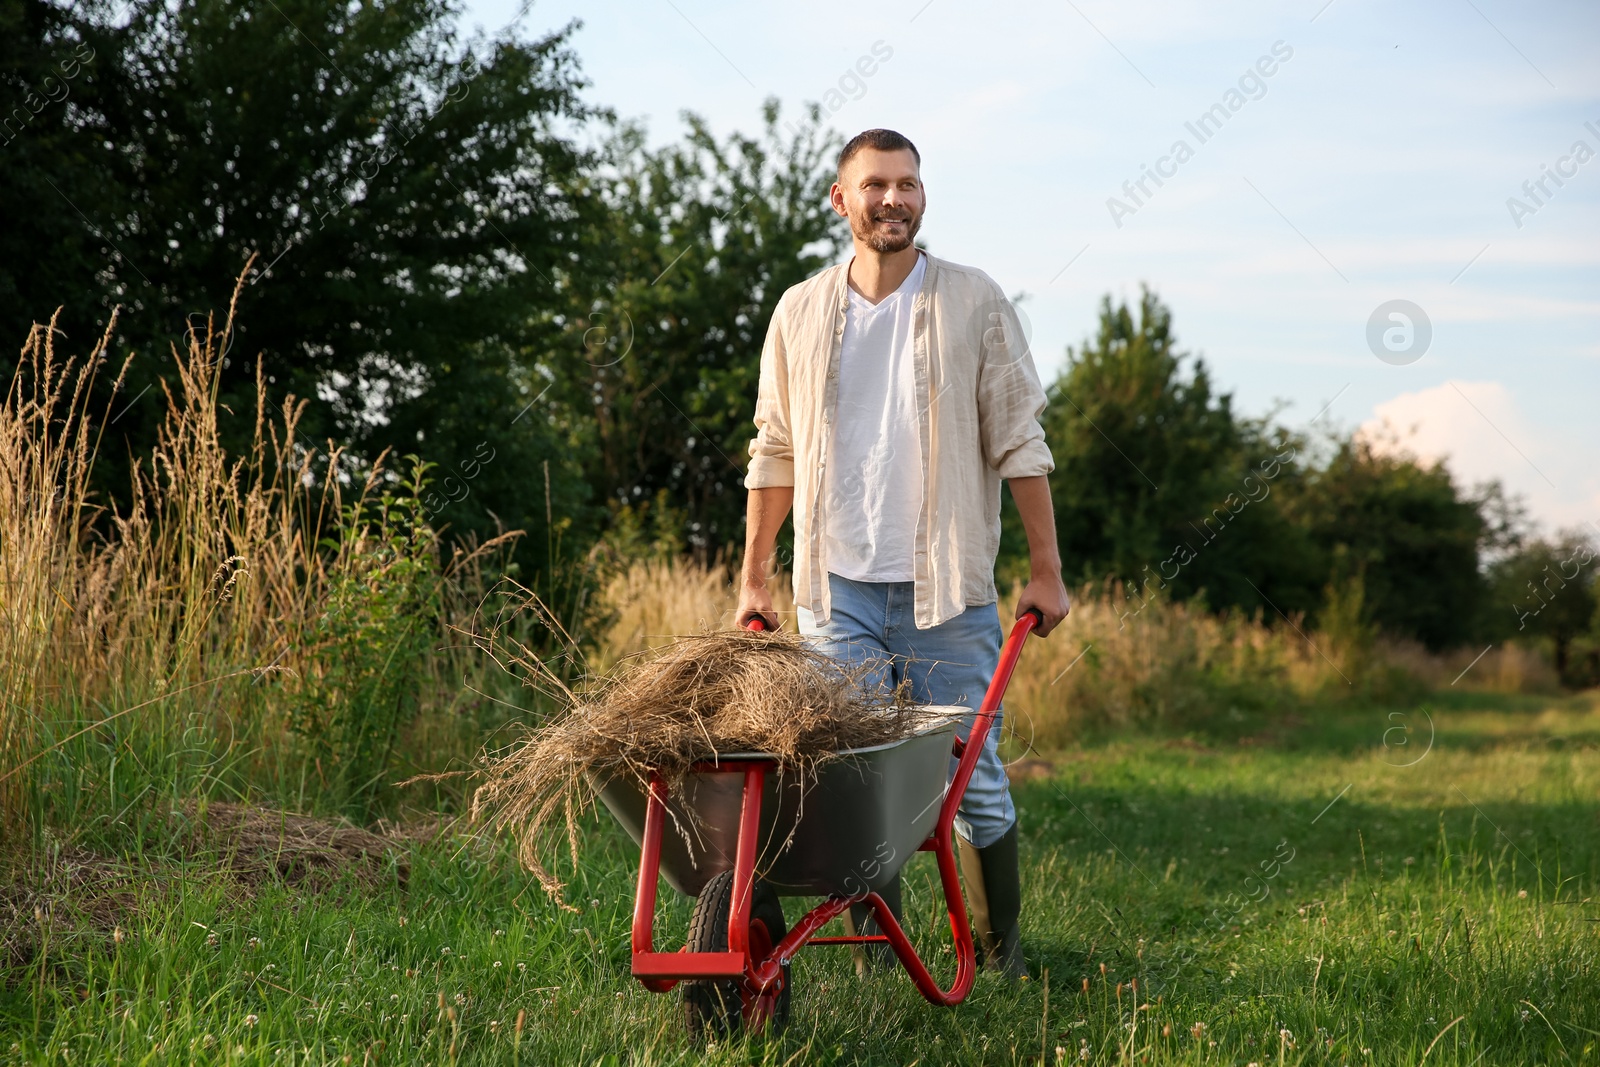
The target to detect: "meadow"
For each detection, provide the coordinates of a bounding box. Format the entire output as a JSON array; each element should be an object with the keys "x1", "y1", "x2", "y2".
[
  {"x1": 4, "y1": 691, "x2": 1596, "y2": 1065},
  {"x1": 2, "y1": 303, "x2": 1596, "y2": 1065}
]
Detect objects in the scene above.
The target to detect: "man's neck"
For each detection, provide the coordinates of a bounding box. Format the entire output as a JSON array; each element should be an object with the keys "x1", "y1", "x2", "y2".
[{"x1": 847, "y1": 245, "x2": 922, "y2": 305}]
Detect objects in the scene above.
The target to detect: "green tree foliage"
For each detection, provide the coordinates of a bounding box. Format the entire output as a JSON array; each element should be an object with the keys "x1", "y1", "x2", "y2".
[
  {"x1": 1036, "y1": 287, "x2": 1319, "y2": 616},
  {"x1": 379, "y1": 337, "x2": 595, "y2": 600},
  {"x1": 1488, "y1": 531, "x2": 1598, "y2": 679},
  {"x1": 1280, "y1": 438, "x2": 1491, "y2": 650},
  {"x1": 0, "y1": 1, "x2": 105, "y2": 347},
  {"x1": 539, "y1": 104, "x2": 844, "y2": 556},
  {"x1": 1, "y1": 0, "x2": 595, "y2": 500}
]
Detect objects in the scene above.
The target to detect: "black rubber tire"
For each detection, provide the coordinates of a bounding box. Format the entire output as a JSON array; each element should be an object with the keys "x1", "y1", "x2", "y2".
[{"x1": 681, "y1": 870, "x2": 790, "y2": 1040}]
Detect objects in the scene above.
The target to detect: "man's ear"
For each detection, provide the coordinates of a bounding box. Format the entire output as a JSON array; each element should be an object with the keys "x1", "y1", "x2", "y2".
[{"x1": 829, "y1": 182, "x2": 849, "y2": 217}]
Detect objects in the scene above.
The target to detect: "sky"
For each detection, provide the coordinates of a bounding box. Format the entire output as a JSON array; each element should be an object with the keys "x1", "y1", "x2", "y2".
[{"x1": 462, "y1": 0, "x2": 1599, "y2": 535}]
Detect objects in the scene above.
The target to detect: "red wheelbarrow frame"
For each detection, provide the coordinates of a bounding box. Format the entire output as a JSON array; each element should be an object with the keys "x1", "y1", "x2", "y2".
[{"x1": 626, "y1": 609, "x2": 1042, "y2": 1023}]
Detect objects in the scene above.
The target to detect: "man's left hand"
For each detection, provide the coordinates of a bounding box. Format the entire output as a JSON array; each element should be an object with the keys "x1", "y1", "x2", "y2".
[{"x1": 1016, "y1": 574, "x2": 1071, "y2": 637}]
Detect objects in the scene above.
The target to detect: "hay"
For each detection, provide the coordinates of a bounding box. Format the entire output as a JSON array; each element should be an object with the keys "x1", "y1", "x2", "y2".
[
  {"x1": 177, "y1": 801, "x2": 412, "y2": 890},
  {"x1": 468, "y1": 627, "x2": 927, "y2": 902}
]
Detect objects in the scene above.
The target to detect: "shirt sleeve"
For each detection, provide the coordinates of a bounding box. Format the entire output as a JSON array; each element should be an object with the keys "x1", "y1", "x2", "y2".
[
  {"x1": 975, "y1": 288, "x2": 1055, "y2": 479},
  {"x1": 745, "y1": 293, "x2": 796, "y2": 489}
]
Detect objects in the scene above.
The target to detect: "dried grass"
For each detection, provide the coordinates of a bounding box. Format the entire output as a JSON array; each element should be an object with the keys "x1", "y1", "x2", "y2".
[
  {"x1": 0, "y1": 845, "x2": 145, "y2": 970},
  {"x1": 0, "y1": 802, "x2": 432, "y2": 970},
  {"x1": 578, "y1": 562, "x2": 1568, "y2": 757},
  {"x1": 1379, "y1": 639, "x2": 1561, "y2": 695},
  {"x1": 466, "y1": 617, "x2": 927, "y2": 901},
  {"x1": 176, "y1": 801, "x2": 411, "y2": 890},
  {"x1": 0, "y1": 262, "x2": 513, "y2": 831}
]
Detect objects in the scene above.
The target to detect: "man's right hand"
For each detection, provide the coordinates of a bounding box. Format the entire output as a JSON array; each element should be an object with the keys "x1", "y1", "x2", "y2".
[{"x1": 736, "y1": 580, "x2": 781, "y2": 631}]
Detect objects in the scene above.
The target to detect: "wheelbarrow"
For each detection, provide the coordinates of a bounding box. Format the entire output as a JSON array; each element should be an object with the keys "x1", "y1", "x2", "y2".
[{"x1": 595, "y1": 609, "x2": 1042, "y2": 1037}]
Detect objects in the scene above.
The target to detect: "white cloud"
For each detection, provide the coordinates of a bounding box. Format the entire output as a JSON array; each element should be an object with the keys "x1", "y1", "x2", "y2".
[{"x1": 1361, "y1": 380, "x2": 1600, "y2": 534}]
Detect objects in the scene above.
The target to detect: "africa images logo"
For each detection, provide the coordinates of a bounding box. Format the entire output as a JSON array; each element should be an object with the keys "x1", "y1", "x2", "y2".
[
  {"x1": 1365, "y1": 300, "x2": 1432, "y2": 365},
  {"x1": 1105, "y1": 41, "x2": 1295, "y2": 229}
]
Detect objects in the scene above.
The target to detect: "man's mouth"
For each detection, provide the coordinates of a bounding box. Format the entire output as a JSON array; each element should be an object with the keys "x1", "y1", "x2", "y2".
[{"x1": 874, "y1": 216, "x2": 908, "y2": 224}]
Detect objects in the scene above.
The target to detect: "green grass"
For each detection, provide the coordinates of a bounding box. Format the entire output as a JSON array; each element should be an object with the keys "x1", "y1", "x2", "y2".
[{"x1": 4, "y1": 692, "x2": 1598, "y2": 1066}]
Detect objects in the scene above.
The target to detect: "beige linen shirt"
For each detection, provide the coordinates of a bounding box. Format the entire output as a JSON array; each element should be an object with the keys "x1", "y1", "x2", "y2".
[{"x1": 744, "y1": 252, "x2": 1055, "y2": 629}]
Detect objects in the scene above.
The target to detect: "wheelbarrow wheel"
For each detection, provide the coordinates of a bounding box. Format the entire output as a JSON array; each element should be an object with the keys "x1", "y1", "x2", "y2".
[{"x1": 682, "y1": 870, "x2": 790, "y2": 1039}]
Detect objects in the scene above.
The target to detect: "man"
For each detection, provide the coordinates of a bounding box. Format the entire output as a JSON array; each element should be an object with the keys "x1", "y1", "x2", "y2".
[{"x1": 736, "y1": 128, "x2": 1070, "y2": 978}]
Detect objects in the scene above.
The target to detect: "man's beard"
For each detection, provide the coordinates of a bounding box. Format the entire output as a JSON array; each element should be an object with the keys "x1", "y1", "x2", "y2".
[{"x1": 852, "y1": 207, "x2": 922, "y2": 253}]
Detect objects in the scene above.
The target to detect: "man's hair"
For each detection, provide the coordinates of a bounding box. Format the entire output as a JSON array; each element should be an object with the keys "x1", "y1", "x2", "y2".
[{"x1": 837, "y1": 129, "x2": 921, "y2": 177}]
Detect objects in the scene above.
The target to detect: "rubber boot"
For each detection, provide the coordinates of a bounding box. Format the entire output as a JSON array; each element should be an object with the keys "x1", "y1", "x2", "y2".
[
  {"x1": 842, "y1": 873, "x2": 903, "y2": 976},
  {"x1": 957, "y1": 822, "x2": 1026, "y2": 979}
]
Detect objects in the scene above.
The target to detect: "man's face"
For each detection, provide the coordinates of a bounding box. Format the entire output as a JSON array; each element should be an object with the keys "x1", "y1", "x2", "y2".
[{"x1": 831, "y1": 148, "x2": 925, "y2": 254}]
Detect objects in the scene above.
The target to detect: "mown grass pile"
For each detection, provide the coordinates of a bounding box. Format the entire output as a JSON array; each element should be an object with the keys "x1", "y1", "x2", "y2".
[{"x1": 468, "y1": 622, "x2": 924, "y2": 899}]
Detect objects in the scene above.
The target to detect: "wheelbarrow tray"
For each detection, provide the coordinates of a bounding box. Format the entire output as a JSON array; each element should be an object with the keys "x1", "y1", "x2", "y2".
[{"x1": 595, "y1": 710, "x2": 963, "y2": 898}]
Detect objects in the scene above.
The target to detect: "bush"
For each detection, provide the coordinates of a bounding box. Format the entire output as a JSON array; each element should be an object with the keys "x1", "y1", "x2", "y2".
[{"x1": 289, "y1": 461, "x2": 443, "y2": 815}]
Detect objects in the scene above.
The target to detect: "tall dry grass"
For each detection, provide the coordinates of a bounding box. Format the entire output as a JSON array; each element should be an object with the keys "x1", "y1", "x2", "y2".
[
  {"x1": 0, "y1": 278, "x2": 338, "y2": 830},
  {"x1": 1000, "y1": 583, "x2": 1339, "y2": 748},
  {"x1": 0, "y1": 273, "x2": 513, "y2": 836},
  {"x1": 585, "y1": 561, "x2": 1560, "y2": 748},
  {"x1": 1379, "y1": 638, "x2": 1560, "y2": 694},
  {"x1": 589, "y1": 556, "x2": 795, "y2": 668}
]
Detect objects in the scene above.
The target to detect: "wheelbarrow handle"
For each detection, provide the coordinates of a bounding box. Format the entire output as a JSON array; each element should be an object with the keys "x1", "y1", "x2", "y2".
[
  {"x1": 938, "y1": 607, "x2": 1039, "y2": 826},
  {"x1": 746, "y1": 609, "x2": 1037, "y2": 633}
]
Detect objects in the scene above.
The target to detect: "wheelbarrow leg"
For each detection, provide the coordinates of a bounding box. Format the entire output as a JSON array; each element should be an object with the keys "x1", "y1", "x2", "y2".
[
  {"x1": 681, "y1": 763, "x2": 791, "y2": 1039},
  {"x1": 843, "y1": 874, "x2": 903, "y2": 974}
]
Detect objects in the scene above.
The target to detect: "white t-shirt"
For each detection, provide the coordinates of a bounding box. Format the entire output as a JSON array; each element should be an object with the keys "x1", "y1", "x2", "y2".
[{"x1": 822, "y1": 253, "x2": 927, "y2": 583}]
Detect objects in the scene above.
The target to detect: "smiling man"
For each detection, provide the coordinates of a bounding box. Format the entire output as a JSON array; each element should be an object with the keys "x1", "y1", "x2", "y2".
[{"x1": 737, "y1": 128, "x2": 1070, "y2": 978}]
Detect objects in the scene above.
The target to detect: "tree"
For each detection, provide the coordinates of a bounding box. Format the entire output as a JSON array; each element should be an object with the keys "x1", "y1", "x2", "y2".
[
  {"x1": 1285, "y1": 438, "x2": 1487, "y2": 650},
  {"x1": 537, "y1": 103, "x2": 844, "y2": 558},
  {"x1": 1488, "y1": 532, "x2": 1598, "y2": 678},
  {"x1": 2, "y1": 0, "x2": 597, "y2": 479},
  {"x1": 0, "y1": 0, "x2": 107, "y2": 354},
  {"x1": 1035, "y1": 287, "x2": 1319, "y2": 616}
]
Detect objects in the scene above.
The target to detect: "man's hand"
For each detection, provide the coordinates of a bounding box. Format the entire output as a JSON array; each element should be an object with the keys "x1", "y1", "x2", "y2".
[
  {"x1": 737, "y1": 485, "x2": 793, "y2": 630},
  {"x1": 1016, "y1": 572, "x2": 1071, "y2": 637},
  {"x1": 1007, "y1": 475, "x2": 1069, "y2": 637},
  {"x1": 736, "y1": 578, "x2": 781, "y2": 631}
]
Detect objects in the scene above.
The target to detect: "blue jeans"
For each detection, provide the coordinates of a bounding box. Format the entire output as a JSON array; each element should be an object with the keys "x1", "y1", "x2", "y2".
[{"x1": 797, "y1": 572, "x2": 1017, "y2": 848}]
